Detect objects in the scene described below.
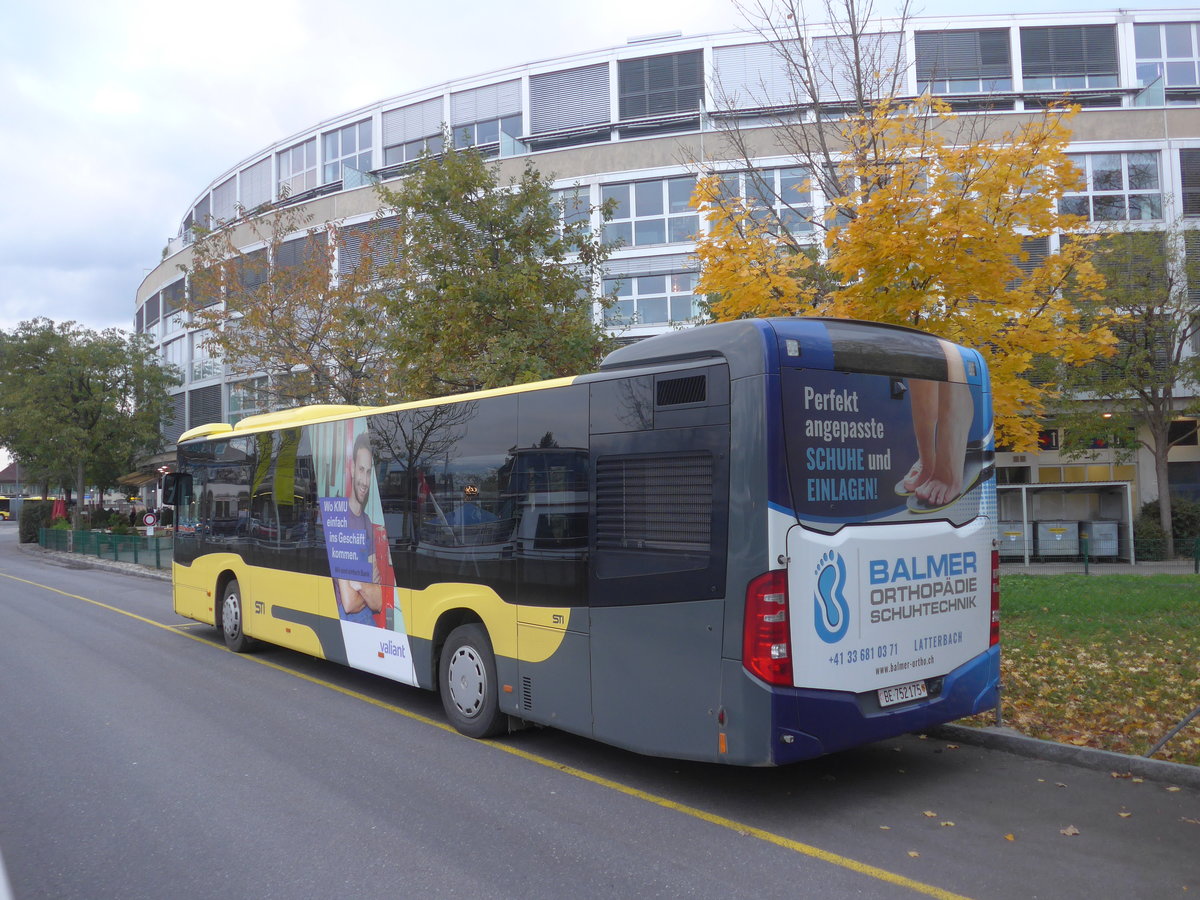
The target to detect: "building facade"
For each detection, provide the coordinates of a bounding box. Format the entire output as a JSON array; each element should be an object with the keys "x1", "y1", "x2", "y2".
[{"x1": 136, "y1": 8, "x2": 1200, "y2": 545}]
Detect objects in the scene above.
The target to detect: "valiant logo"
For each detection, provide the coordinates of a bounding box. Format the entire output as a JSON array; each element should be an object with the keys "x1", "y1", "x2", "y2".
[
  {"x1": 377, "y1": 639, "x2": 408, "y2": 660},
  {"x1": 813, "y1": 550, "x2": 851, "y2": 644}
]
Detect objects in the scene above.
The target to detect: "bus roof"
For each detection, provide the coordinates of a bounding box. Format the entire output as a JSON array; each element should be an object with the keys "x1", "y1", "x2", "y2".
[{"x1": 175, "y1": 378, "x2": 581, "y2": 444}]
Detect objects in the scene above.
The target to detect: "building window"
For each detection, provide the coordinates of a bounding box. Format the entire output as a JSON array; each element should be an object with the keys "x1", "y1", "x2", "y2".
[
  {"x1": 1169, "y1": 419, "x2": 1199, "y2": 446},
  {"x1": 322, "y1": 120, "x2": 372, "y2": 184},
  {"x1": 1020, "y1": 25, "x2": 1118, "y2": 91},
  {"x1": 717, "y1": 167, "x2": 814, "y2": 234},
  {"x1": 555, "y1": 187, "x2": 591, "y2": 230},
  {"x1": 1059, "y1": 152, "x2": 1162, "y2": 221},
  {"x1": 278, "y1": 138, "x2": 317, "y2": 198},
  {"x1": 144, "y1": 294, "x2": 160, "y2": 332},
  {"x1": 601, "y1": 176, "x2": 698, "y2": 248},
  {"x1": 382, "y1": 98, "x2": 444, "y2": 167},
  {"x1": 915, "y1": 29, "x2": 1012, "y2": 94},
  {"x1": 618, "y1": 51, "x2": 704, "y2": 120},
  {"x1": 190, "y1": 330, "x2": 220, "y2": 382},
  {"x1": 1135, "y1": 22, "x2": 1200, "y2": 89},
  {"x1": 162, "y1": 280, "x2": 186, "y2": 331},
  {"x1": 383, "y1": 134, "x2": 439, "y2": 166},
  {"x1": 451, "y1": 81, "x2": 523, "y2": 157},
  {"x1": 162, "y1": 336, "x2": 186, "y2": 372},
  {"x1": 554, "y1": 187, "x2": 593, "y2": 249},
  {"x1": 453, "y1": 114, "x2": 523, "y2": 156},
  {"x1": 603, "y1": 271, "x2": 700, "y2": 327},
  {"x1": 228, "y1": 377, "x2": 270, "y2": 427}
]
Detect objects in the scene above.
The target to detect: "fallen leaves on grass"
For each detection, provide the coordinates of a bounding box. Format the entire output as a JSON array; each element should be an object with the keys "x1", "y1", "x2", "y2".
[{"x1": 959, "y1": 577, "x2": 1200, "y2": 766}]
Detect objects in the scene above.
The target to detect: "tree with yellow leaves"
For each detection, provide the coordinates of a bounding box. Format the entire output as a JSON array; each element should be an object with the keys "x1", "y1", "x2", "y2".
[
  {"x1": 694, "y1": 94, "x2": 1114, "y2": 451},
  {"x1": 821, "y1": 97, "x2": 1113, "y2": 451}
]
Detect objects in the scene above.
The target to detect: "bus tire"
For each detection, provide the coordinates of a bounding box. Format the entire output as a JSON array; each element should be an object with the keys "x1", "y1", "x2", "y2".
[
  {"x1": 439, "y1": 624, "x2": 506, "y2": 739},
  {"x1": 220, "y1": 579, "x2": 256, "y2": 653}
]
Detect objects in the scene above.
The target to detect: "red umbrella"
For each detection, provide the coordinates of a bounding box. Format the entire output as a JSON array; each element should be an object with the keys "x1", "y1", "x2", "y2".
[{"x1": 51, "y1": 497, "x2": 67, "y2": 521}]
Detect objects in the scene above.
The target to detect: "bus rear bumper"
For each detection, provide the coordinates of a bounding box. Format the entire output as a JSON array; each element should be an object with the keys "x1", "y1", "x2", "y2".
[{"x1": 767, "y1": 645, "x2": 1001, "y2": 765}]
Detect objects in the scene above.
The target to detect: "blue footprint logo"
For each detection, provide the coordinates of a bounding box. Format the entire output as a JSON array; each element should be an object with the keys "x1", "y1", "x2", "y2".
[{"x1": 814, "y1": 550, "x2": 850, "y2": 644}]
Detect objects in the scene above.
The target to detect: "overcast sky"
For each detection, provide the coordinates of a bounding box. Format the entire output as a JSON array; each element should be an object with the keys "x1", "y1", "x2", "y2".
[{"x1": 2, "y1": 0, "x2": 1196, "y2": 335}]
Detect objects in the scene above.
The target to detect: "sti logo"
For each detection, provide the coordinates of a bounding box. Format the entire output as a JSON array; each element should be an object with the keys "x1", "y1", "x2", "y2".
[{"x1": 813, "y1": 550, "x2": 851, "y2": 644}]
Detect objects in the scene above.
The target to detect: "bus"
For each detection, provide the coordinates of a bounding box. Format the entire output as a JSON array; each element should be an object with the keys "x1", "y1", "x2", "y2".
[{"x1": 164, "y1": 318, "x2": 1000, "y2": 766}]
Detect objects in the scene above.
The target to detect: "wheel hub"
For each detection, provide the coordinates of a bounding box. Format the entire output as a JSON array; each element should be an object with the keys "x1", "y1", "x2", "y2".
[{"x1": 447, "y1": 646, "x2": 485, "y2": 718}]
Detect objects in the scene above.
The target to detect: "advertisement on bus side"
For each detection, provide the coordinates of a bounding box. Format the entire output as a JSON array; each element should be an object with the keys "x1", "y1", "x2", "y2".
[{"x1": 312, "y1": 419, "x2": 416, "y2": 686}]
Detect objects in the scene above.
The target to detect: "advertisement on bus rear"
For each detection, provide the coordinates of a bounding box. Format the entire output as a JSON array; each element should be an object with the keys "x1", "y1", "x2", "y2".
[{"x1": 781, "y1": 351, "x2": 994, "y2": 693}]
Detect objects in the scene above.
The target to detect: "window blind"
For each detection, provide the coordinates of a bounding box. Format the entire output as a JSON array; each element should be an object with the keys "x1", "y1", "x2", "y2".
[
  {"x1": 530, "y1": 64, "x2": 610, "y2": 132},
  {"x1": 1021, "y1": 25, "x2": 1117, "y2": 77},
  {"x1": 812, "y1": 32, "x2": 904, "y2": 102},
  {"x1": 451, "y1": 79, "x2": 521, "y2": 125},
  {"x1": 711, "y1": 42, "x2": 796, "y2": 109},
  {"x1": 212, "y1": 176, "x2": 237, "y2": 223},
  {"x1": 1181, "y1": 148, "x2": 1200, "y2": 216},
  {"x1": 915, "y1": 29, "x2": 1011, "y2": 81},
  {"x1": 382, "y1": 97, "x2": 444, "y2": 147},
  {"x1": 618, "y1": 50, "x2": 704, "y2": 119},
  {"x1": 240, "y1": 157, "x2": 272, "y2": 211}
]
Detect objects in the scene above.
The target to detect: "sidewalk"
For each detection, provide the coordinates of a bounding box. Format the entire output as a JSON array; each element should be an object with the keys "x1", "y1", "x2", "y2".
[{"x1": 19, "y1": 540, "x2": 171, "y2": 582}]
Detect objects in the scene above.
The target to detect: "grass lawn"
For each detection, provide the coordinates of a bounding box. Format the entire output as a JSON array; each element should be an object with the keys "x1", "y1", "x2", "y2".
[{"x1": 961, "y1": 574, "x2": 1200, "y2": 766}]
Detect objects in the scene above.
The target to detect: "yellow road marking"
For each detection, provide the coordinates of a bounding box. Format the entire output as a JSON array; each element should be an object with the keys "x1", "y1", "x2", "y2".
[{"x1": 2, "y1": 570, "x2": 970, "y2": 900}]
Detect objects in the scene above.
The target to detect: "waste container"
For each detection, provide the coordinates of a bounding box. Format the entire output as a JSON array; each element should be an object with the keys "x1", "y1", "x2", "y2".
[
  {"x1": 1080, "y1": 520, "x2": 1120, "y2": 558},
  {"x1": 1036, "y1": 520, "x2": 1079, "y2": 557},
  {"x1": 998, "y1": 522, "x2": 1030, "y2": 558}
]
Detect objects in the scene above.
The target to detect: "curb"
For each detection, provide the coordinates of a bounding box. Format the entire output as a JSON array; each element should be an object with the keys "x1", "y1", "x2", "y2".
[
  {"x1": 17, "y1": 541, "x2": 171, "y2": 582},
  {"x1": 930, "y1": 723, "x2": 1200, "y2": 789}
]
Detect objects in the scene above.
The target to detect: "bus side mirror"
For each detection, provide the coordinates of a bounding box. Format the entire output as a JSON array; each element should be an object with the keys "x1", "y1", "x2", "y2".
[{"x1": 162, "y1": 472, "x2": 193, "y2": 506}]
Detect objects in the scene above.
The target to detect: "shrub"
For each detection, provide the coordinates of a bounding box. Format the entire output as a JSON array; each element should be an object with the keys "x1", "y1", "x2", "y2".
[
  {"x1": 18, "y1": 501, "x2": 54, "y2": 544},
  {"x1": 1135, "y1": 495, "x2": 1200, "y2": 558}
]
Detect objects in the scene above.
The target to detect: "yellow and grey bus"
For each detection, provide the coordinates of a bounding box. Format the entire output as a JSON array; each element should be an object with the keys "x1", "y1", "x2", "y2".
[{"x1": 164, "y1": 318, "x2": 1000, "y2": 765}]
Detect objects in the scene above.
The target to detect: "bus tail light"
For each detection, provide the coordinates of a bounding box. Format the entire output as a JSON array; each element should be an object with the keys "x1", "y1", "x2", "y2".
[
  {"x1": 990, "y1": 549, "x2": 1001, "y2": 647},
  {"x1": 743, "y1": 570, "x2": 793, "y2": 686}
]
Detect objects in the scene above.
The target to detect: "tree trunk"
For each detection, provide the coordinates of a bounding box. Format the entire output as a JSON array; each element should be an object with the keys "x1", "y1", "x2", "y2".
[
  {"x1": 73, "y1": 459, "x2": 85, "y2": 532},
  {"x1": 1154, "y1": 444, "x2": 1175, "y2": 558}
]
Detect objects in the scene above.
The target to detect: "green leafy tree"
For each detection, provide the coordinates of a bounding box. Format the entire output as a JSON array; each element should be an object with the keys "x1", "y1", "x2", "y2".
[
  {"x1": 1057, "y1": 226, "x2": 1200, "y2": 556},
  {"x1": 0, "y1": 319, "x2": 180, "y2": 529},
  {"x1": 373, "y1": 144, "x2": 616, "y2": 397}
]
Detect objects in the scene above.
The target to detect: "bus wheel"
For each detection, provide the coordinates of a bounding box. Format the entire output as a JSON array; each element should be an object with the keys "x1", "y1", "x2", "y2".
[
  {"x1": 220, "y1": 580, "x2": 256, "y2": 653},
  {"x1": 439, "y1": 624, "x2": 506, "y2": 738}
]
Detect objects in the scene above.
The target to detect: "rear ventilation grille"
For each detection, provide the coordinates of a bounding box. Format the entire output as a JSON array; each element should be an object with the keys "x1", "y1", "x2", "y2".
[
  {"x1": 656, "y1": 375, "x2": 706, "y2": 406},
  {"x1": 522, "y1": 676, "x2": 533, "y2": 711}
]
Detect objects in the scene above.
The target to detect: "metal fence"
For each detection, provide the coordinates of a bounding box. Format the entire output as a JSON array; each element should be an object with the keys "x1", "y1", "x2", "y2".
[
  {"x1": 999, "y1": 536, "x2": 1200, "y2": 575},
  {"x1": 39, "y1": 528, "x2": 173, "y2": 571}
]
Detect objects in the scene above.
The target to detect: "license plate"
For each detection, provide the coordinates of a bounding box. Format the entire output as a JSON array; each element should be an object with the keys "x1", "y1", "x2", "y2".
[{"x1": 878, "y1": 680, "x2": 928, "y2": 707}]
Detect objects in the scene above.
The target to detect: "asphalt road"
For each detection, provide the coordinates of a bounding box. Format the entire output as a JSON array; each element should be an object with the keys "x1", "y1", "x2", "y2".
[{"x1": 1, "y1": 524, "x2": 1196, "y2": 900}]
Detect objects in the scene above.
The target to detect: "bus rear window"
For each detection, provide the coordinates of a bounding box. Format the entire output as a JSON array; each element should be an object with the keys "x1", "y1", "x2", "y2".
[{"x1": 781, "y1": 367, "x2": 990, "y2": 529}]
